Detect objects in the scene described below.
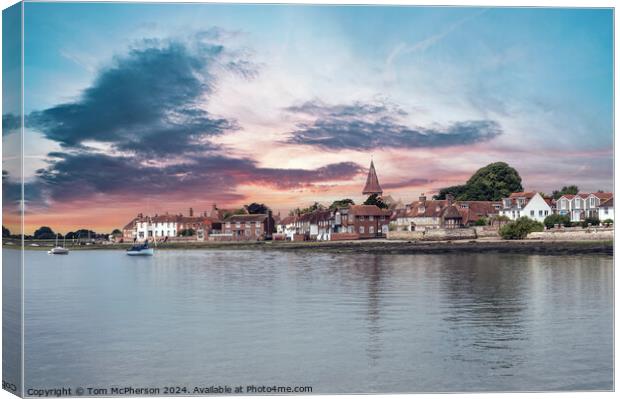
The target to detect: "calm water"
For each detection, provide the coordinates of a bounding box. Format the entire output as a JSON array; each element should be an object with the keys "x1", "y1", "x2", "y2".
[{"x1": 10, "y1": 250, "x2": 615, "y2": 393}]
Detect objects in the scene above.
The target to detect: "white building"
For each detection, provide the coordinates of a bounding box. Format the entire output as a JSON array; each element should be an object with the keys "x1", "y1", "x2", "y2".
[
  {"x1": 556, "y1": 192, "x2": 614, "y2": 222},
  {"x1": 500, "y1": 192, "x2": 552, "y2": 222},
  {"x1": 134, "y1": 215, "x2": 178, "y2": 240},
  {"x1": 599, "y1": 197, "x2": 614, "y2": 221}
]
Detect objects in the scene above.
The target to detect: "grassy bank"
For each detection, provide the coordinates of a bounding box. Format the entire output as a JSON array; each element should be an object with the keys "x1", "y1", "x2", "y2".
[{"x1": 3, "y1": 239, "x2": 613, "y2": 256}]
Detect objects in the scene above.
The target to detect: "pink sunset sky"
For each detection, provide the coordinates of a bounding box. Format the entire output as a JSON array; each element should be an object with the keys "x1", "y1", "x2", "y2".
[{"x1": 2, "y1": 4, "x2": 613, "y2": 234}]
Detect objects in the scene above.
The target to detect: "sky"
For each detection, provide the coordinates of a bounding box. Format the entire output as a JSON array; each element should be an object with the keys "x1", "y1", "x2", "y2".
[{"x1": 1, "y1": 2, "x2": 614, "y2": 234}]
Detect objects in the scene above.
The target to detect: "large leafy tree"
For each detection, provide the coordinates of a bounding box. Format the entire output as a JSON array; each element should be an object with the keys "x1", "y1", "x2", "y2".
[
  {"x1": 363, "y1": 194, "x2": 388, "y2": 209},
  {"x1": 329, "y1": 198, "x2": 355, "y2": 210},
  {"x1": 33, "y1": 226, "x2": 56, "y2": 240},
  {"x1": 245, "y1": 203, "x2": 270, "y2": 214},
  {"x1": 434, "y1": 162, "x2": 523, "y2": 201},
  {"x1": 551, "y1": 185, "x2": 579, "y2": 199},
  {"x1": 2, "y1": 225, "x2": 10, "y2": 237}
]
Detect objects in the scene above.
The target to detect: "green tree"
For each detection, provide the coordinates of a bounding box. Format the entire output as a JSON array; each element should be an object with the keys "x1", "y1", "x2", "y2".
[
  {"x1": 499, "y1": 217, "x2": 544, "y2": 240},
  {"x1": 552, "y1": 185, "x2": 579, "y2": 200},
  {"x1": 474, "y1": 217, "x2": 488, "y2": 226},
  {"x1": 33, "y1": 226, "x2": 56, "y2": 240},
  {"x1": 329, "y1": 198, "x2": 355, "y2": 210},
  {"x1": 111, "y1": 229, "x2": 122, "y2": 236},
  {"x1": 2, "y1": 225, "x2": 10, "y2": 237},
  {"x1": 245, "y1": 203, "x2": 270, "y2": 214},
  {"x1": 543, "y1": 214, "x2": 571, "y2": 229},
  {"x1": 435, "y1": 162, "x2": 523, "y2": 201},
  {"x1": 603, "y1": 219, "x2": 613, "y2": 226},
  {"x1": 178, "y1": 228, "x2": 196, "y2": 237},
  {"x1": 363, "y1": 194, "x2": 388, "y2": 209}
]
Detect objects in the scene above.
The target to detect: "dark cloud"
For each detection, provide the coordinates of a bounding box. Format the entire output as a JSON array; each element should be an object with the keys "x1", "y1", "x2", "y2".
[
  {"x1": 286, "y1": 100, "x2": 502, "y2": 150},
  {"x1": 32, "y1": 152, "x2": 362, "y2": 204},
  {"x1": 23, "y1": 34, "x2": 366, "y2": 208},
  {"x1": 27, "y1": 39, "x2": 238, "y2": 156}
]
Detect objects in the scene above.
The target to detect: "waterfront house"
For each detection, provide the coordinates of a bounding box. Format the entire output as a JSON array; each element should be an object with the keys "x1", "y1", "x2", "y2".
[
  {"x1": 123, "y1": 209, "x2": 214, "y2": 241},
  {"x1": 341, "y1": 205, "x2": 391, "y2": 238},
  {"x1": 395, "y1": 194, "x2": 500, "y2": 231},
  {"x1": 600, "y1": 197, "x2": 614, "y2": 221},
  {"x1": 556, "y1": 192, "x2": 614, "y2": 222},
  {"x1": 221, "y1": 213, "x2": 275, "y2": 240},
  {"x1": 500, "y1": 192, "x2": 552, "y2": 222}
]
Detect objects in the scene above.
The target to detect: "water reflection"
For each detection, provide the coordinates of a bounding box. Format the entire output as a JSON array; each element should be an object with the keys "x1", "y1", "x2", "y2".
[{"x1": 14, "y1": 249, "x2": 613, "y2": 393}]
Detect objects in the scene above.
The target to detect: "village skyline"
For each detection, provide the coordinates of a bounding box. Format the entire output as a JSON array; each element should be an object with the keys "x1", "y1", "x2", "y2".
[{"x1": 2, "y1": 4, "x2": 613, "y2": 234}]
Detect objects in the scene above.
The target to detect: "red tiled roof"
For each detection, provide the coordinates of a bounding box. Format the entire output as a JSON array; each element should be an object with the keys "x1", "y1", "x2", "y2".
[
  {"x1": 407, "y1": 200, "x2": 500, "y2": 219},
  {"x1": 123, "y1": 218, "x2": 137, "y2": 231},
  {"x1": 592, "y1": 192, "x2": 613, "y2": 200},
  {"x1": 225, "y1": 214, "x2": 269, "y2": 223},
  {"x1": 349, "y1": 204, "x2": 391, "y2": 216},
  {"x1": 601, "y1": 197, "x2": 614, "y2": 207}
]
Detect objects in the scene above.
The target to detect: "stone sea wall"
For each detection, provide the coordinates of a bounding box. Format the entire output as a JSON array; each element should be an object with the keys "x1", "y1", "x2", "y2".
[
  {"x1": 527, "y1": 228, "x2": 614, "y2": 241},
  {"x1": 387, "y1": 228, "x2": 478, "y2": 241}
]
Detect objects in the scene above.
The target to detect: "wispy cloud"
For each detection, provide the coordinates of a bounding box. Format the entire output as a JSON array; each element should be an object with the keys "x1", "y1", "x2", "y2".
[{"x1": 386, "y1": 9, "x2": 487, "y2": 67}]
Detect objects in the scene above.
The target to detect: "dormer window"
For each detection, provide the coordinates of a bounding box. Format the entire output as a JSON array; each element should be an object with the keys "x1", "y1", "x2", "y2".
[
  {"x1": 503, "y1": 199, "x2": 511, "y2": 208},
  {"x1": 418, "y1": 206, "x2": 425, "y2": 213},
  {"x1": 460, "y1": 204, "x2": 468, "y2": 209}
]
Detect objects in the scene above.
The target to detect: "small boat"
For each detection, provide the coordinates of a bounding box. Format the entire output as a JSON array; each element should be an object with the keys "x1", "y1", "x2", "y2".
[
  {"x1": 126, "y1": 241, "x2": 154, "y2": 256},
  {"x1": 48, "y1": 234, "x2": 69, "y2": 255}
]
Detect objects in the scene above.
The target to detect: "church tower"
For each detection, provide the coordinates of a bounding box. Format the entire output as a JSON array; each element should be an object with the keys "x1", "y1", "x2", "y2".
[{"x1": 362, "y1": 160, "x2": 383, "y2": 196}]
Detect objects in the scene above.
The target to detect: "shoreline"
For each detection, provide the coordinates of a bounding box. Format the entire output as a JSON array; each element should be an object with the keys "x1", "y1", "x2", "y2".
[{"x1": 3, "y1": 239, "x2": 613, "y2": 256}]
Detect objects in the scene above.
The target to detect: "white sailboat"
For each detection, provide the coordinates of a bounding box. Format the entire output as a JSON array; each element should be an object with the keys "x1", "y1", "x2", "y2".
[{"x1": 48, "y1": 234, "x2": 69, "y2": 255}]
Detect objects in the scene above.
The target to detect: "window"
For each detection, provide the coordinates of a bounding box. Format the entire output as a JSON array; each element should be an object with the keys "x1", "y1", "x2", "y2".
[
  {"x1": 418, "y1": 206, "x2": 425, "y2": 213},
  {"x1": 574, "y1": 200, "x2": 579, "y2": 209},
  {"x1": 226, "y1": 223, "x2": 231, "y2": 228},
  {"x1": 538, "y1": 210, "x2": 543, "y2": 217},
  {"x1": 604, "y1": 208, "x2": 609, "y2": 215},
  {"x1": 504, "y1": 199, "x2": 511, "y2": 207},
  {"x1": 369, "y1": 226, "x2": 374, "y2": 234},
  {"x1": 590, "y1": 198, "x2": 595, "y2": 207},
  {"x1": 544, "y1": 211, "x2": 549, "y2": 216},
  {"x1": 460, "y1": 204, "x2": 468, "y2": 209},
  {"x1": 236, "y1": 222, "x2": 241, "y2": 228},
  {"x1": 359, "y1": 226, "x2": 365, "y2": 234},
  {"x1": 369, "y1": 215, "x2": 374, "y2": 221},
  {"x1": 560, "y1": 199, "x2": 567, "y2": 209}
]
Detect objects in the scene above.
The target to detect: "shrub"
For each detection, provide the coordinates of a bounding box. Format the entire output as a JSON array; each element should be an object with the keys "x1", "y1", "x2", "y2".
[
  {"x1": 499, "y1": 217, "x2": 544, "y2": 240},
  {"x1": 474, "y1": 217, "x2": 488, "y2": 226},
  {"x1": 603, "y1": 219, "x2": 614, "y2": 226},
  {"x1": 543, "y1": 214, "x2": 571, "y2": 229},
  {"x1": 580, "y1": 217, "x2": 600, "y2": 228}
]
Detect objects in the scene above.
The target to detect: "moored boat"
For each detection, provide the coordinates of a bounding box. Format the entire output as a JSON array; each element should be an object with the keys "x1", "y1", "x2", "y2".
[
  {"x1": 48, "y1": 234, "x2": 70, "y2": 255},
  {"x1": 126, "y1": 241, "x2": 154, "y2": 256}
]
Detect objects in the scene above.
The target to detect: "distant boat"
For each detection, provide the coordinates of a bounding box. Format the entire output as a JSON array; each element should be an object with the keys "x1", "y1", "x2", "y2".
[
  {"x1": 48, "y1": 234, "x2": 69, "y2": 255},
  {"x1": 126, "y1": 241, "x2": 154, "y2": 256}
]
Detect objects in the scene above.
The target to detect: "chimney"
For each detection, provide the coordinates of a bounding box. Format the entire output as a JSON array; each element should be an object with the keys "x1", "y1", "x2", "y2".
[
  {"x1": 189, "y1": 207, "x2": 194, "y2": 217},
  {"x1": 446, "y1": 194, "x2": 454, "y2": 206},
  {"x1": 419, "y1": 193, "x2": 427, "y2": 203}
]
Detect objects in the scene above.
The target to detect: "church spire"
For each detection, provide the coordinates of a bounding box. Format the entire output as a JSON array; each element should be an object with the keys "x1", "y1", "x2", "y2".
[{"x1": 362, "y1": 160, "x2": 383, "y2": 196}]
